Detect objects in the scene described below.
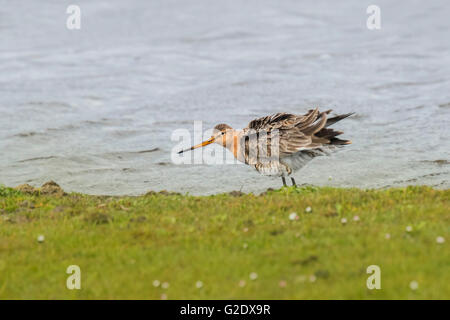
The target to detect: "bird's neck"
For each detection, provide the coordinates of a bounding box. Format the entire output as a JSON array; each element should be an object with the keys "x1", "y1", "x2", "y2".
[{"x1": 222, "y1": 130, "x2": 242, "y2": 160}]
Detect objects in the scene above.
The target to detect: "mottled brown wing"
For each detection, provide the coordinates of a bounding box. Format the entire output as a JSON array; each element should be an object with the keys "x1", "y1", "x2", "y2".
[{"x1": 245, "y1": 109, "x2": 330, "y2": 157}]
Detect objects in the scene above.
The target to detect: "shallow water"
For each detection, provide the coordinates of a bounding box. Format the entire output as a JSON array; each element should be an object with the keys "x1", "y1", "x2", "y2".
[{"x1": 0, "y1": 0, "x2": 449, "y2": 195}]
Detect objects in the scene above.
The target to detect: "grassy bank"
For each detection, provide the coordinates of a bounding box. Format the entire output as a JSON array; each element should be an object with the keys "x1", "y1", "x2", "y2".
[{"x1": 0, "y1": 184, "x2": 448, "y2": 299}]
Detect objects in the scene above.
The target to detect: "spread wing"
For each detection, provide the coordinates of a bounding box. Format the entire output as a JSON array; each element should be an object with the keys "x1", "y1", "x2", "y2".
[{"x1": 244, "y1": 108, "x2": 332, "y2": 157}]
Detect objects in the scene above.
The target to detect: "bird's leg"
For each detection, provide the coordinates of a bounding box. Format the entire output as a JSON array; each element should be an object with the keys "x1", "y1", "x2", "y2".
[
  {"x1": 291, "y1": 177, "x2": 297, "y2": 187},
  {"x1": 281, "y1": 177, "x2": 287, "y2": 187}
]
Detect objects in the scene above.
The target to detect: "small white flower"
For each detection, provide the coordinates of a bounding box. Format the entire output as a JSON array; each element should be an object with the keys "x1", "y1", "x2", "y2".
[
  {"x1": 385, "y1": 233, "x2": 391, "y2": 239},
  {"x1": 406, "y1": 226, "x2": 413, "y2": 232},
  {"x1": 309, "y1": 275, "x2": 317, "y2": 283},
  {"x1": 353, "y1": 215, "x2": 360, "y2": 222},
  {"x1": 305, "y1": 207, "x2": 312, "y2": 213},
  {"x1": 160, "y1": 293, "x2": 168, "y2": 300},
  {"x1": 152, "y1": 280, "x2": 160, "y2": 287},
  {"x1": 340, "y1": 218, "x2": 347, "y2": 225},
  {"x1": 436, "y1": 236, "x2": 445, "y2": 244},
  {"x1": 195, "y1": 281, "x2": 203, "y2": 289},
  {"x1": 328, "y1": 176, "x2": 333, "y2": 181},
  {"x1": 238, "y1": 280, "x2": 246, "y2": 287},
  {"x1": 409, "y1": 281, "x2": 419, "y2": 290},
  {"x1": 243, "y1": 243, "x2": 248, "y2": 249},
  {"x1": 37, "y1": 235, "x2": 45, "y2": 243},
  {"x1": 161, "y1": 282, "x2": 170, "y2": 289},
  {"x1": 249, "y1": 272, "x2": 258, "y2": 280},
  {"x1": 289, "y1": 212, "x2": 298, "y2": 220},
  {"x1": 279, "y1": 280, "x2": 287, "y2": 288}
]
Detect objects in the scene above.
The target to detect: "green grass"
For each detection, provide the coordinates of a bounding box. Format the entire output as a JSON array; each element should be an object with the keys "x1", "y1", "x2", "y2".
[{"x1": 0, "y1": 185, "x2": 448, "y2": 299}]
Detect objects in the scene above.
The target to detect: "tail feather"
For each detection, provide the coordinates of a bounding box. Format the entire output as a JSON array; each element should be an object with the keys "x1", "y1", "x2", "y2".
[
  {"x1": 325, "y1": 112, "x2": 354, "y2": 127},
  {"x1": 315, "y1": 128, "x2": 344, "y2": 139},
  {"x1": 316, "y1": 111, "x2": 354, "y2": 146},
  {"x1": 329, "y1": 138, "x2": 352, "y2": 145}
]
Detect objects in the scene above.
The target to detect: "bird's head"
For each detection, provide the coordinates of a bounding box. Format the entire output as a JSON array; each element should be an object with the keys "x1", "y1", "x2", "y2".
[{"x1": 178, "y1": 123, "x2": 234, "y2": 154}]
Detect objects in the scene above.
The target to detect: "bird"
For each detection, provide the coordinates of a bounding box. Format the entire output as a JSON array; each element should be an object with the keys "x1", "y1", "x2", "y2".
[{"x1": 178, "y1": 108, "x2": 353, "y2": 187}]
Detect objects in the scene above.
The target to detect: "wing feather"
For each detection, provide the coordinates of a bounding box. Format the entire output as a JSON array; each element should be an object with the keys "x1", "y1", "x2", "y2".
[{"x1": 245, "y1": 108, "x2": 332, "y2": 157}]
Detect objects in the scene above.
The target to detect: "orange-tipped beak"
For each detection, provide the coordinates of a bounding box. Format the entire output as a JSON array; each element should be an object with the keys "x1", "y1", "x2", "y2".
[{"x1": 178, "y1": 137, "x2": 215, "y2": 154}]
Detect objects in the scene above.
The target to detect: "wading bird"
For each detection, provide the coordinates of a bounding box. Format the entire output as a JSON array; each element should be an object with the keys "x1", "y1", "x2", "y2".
[{"x1": 178, "y1": 109, "x2": 353, "y2": 187}]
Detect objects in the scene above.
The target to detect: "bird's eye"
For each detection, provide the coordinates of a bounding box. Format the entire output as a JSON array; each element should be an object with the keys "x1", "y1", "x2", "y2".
[{"x1": 221, "y1": 132, "x2": 225, "y2": 135}]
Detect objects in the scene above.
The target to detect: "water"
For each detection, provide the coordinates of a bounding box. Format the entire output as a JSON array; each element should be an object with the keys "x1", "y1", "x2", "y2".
[{"x1": 0, "y1": 0, "x2": 449, "y2": 195}]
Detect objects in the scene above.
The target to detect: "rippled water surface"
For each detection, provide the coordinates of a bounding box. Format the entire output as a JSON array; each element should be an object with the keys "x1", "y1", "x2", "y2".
[{"x1": 1, "y1": 0, "x2": 449, "y2": 195}]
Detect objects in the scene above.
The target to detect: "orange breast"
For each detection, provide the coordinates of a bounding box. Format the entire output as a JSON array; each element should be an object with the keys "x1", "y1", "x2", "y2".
[{"x1": 233, "y1": 134, "x2": 238, "y2": 159}]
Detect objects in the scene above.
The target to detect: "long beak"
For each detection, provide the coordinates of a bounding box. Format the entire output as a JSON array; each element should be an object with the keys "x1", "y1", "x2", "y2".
[{"x1": 178, "y1": 137, "x2": 215, "y2": 154}]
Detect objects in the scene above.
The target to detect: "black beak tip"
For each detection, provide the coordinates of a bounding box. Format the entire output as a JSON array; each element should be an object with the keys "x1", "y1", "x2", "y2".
[{"x1": 178, "y1": 150, "x2": 183, "y2": 154}]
